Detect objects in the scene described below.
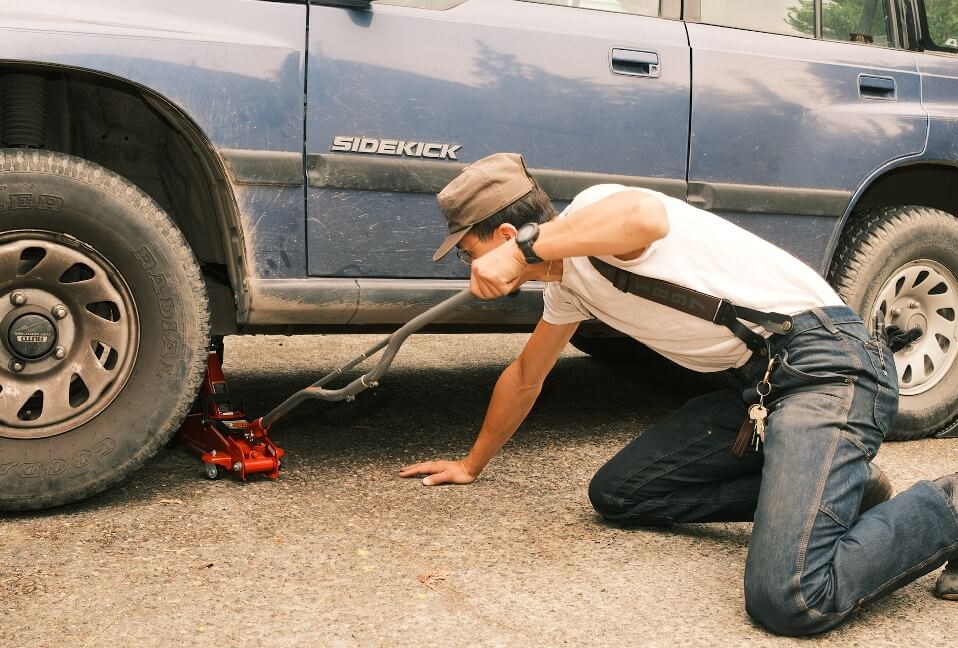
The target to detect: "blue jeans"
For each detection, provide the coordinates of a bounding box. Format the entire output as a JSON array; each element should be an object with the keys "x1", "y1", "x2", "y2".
[{"x1": 589, "y1": 306, "x2": 958, "y2": 635}]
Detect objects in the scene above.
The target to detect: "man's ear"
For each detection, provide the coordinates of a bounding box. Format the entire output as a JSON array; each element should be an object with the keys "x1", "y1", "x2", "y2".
[{"x1": 497, "y1": 222, "x2": 519, "y2": 240}]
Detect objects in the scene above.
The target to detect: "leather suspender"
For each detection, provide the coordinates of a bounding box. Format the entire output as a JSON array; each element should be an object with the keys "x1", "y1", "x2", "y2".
[{"x1": 588, "y1": 257, "x2": 793, "y2": 356}]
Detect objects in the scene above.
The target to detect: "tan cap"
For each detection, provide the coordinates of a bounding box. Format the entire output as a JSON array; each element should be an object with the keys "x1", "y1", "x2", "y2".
[{"x1": 433, "y1": 152, "x2": 536, "y2": 261}]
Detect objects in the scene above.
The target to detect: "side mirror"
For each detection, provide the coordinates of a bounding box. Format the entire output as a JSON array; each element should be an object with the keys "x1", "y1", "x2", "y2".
[{"x1": 311, "y1": 0, "x2": 371, "y2": 7}]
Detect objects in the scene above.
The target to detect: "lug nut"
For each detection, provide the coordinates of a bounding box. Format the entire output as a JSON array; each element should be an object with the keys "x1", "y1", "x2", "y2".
[
  {"x1": 52, "y1": 305, "x2": 68, "y2": 319},
  {"x1": 891, "y1": 308, "x2": 901, "y2": 317},
  {"x1": 909, "y1": 300, "x2": 920, "y2": 309},
  {"x1": 9, "y1": 360, "x2": 24, "y2": 372},
  {"x1": 10, "y1": 291, "x2": 26, "y2": 306},
  {"x1": 53, "y1": 346, "x2": 66, "y2": 359}
]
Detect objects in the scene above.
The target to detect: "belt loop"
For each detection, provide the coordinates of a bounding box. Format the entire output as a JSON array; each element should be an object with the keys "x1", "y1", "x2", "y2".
[{"x1": 811, "y1": 307, "x2": 839, "y2": 334}]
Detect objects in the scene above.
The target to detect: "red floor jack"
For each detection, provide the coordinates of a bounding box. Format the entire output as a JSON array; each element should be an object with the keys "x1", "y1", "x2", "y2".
[{"x1": 178, "y1": 289, "x2": 474, "y2": 480}]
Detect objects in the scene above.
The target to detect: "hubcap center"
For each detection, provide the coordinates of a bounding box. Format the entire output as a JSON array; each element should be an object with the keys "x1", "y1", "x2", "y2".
[
  {"x1": 906, "y1": 313, "x2": 928, "y2": 336},
  {"x1": 7, "y1": 313, "x2": 58, "y2": 359}
]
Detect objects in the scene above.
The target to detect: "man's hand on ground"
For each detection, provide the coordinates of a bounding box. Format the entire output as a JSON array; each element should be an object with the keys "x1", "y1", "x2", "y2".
[{"x1": 399, "y1": 459, "x2": 477, "y2": 486}]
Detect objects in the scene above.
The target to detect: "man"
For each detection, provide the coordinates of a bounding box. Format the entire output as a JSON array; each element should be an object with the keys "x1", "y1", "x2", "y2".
[{"x1": 399, "y1": 153, "x2": 958, "y2": 634}]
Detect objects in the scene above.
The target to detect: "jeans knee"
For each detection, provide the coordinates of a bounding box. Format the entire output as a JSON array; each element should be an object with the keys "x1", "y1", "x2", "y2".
[
  {"x1": 744, "y1": 583, "x2": 801, "y2": 636},
  {"x1": 588, "y1": 470, "x2": 621, "y2": 517},
  {"x1": 588, "y1": 470, "x2": 673, "y2": 526},
  {"x1": 744, "y1": 578, "x2": 838, "y2": 637}
]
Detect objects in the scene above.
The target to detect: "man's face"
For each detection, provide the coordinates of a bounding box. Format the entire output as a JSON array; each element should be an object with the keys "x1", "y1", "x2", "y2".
[{"x1": 456, "y1": 224, "x2": 518, "y2": 265}]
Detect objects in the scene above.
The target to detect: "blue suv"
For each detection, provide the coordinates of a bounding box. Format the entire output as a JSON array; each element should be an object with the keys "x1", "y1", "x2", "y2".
[{"x1": 1, "y1": 0, "x2": 957, "y2": 509}]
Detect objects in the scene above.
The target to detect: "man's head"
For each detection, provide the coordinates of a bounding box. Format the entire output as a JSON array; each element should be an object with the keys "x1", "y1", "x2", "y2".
[{"x1": 433, "y1": 153, "x2": 557, "y2": 263}]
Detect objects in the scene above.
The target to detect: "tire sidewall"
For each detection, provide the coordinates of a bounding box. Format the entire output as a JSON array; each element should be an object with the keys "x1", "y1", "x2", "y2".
[
  {"x1": 838, "y1": 209, "x2": 958, "y2": 438},
  {"x1": 0, "y1": 158, "x2": 207, "y2": 508}
]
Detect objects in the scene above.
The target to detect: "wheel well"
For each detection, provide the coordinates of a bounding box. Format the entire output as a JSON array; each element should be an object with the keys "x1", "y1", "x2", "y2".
[
  {"x1": 826, "y1": 163, "x2": 958, "y2": 275},
  {"x1": 853, "y1": 163, "x2": 958, "y2": 218},
  {"x1": 0, "y1": 65, "x2": 242, "y2": 333}
]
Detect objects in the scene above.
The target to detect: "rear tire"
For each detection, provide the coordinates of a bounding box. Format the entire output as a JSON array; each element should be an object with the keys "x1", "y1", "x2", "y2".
[
  {"x1": 829, "y1": 205, "x2": 958, "y2": 440},
  {"x1": 0, "y1": 150, "x2": 209, "y2": 510}
]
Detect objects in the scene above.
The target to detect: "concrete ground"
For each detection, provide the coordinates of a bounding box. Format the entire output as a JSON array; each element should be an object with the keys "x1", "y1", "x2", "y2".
[{"x1": 2, "y1": 332, "x2": 956, "y2": 648}]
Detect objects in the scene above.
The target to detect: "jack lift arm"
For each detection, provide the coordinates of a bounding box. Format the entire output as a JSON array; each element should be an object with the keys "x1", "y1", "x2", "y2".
[{"x1": 179, "y1": 289, "x2": 475, "y2": 480}]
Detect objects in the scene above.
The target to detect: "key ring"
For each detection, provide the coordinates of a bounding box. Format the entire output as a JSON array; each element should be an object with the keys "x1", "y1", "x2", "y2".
[{"x1": 755, "y1": 355, "x2": 776, "y2": 398}]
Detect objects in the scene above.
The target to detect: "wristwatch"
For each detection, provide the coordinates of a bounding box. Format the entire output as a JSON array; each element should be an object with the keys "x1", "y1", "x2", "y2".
[{"x1": 515, "y1": 222, "x2": 544, "y2": 264}]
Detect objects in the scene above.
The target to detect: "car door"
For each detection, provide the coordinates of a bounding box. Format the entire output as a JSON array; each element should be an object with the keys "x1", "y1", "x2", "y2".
[
  {"x1": 305, "y1": 0, "x2": 691, "y2": 321},
  {"x1": 912, "y1": 0, "x2": 958, "y2": 165},
  {"x1": 684, "y1": 0, "x2": 927, "y2": 273}
]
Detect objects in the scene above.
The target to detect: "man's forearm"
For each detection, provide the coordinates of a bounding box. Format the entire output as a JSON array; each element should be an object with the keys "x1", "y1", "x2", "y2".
[
  {"x1": 533, "y1": 190, "x2": 668, "y2": 261},
  {"x1": 463, "y1": 360, "x2": 542, "y2": 476}
]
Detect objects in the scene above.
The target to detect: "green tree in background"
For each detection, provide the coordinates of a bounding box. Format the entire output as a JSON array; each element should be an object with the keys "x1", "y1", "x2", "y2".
[
  {"x1": 785, "y1": 0, "x2": 816, "y2": 36},
  {"x1": 787, "y1": 0, "x2": 958, "y2": 49},
  {"x1": 787, "y1": 0, "x2": 888, "y2": 44},
  {"x1": 924, "y1": 0, "x2": 958, "y2": 48}
]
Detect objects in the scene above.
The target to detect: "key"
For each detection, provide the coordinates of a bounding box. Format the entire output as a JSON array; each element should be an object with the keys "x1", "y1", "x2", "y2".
[{"x1": 748, "y1": 403, "x2": 768, "y2": 450}]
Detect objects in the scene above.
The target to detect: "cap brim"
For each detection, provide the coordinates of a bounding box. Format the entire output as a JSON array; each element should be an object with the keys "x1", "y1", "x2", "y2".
[{"x1": 432, "y1": 226, "x2": 472, "y2": 261}]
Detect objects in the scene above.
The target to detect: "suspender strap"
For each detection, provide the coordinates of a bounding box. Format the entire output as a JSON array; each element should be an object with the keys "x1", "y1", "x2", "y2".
[{"x1": 588, "y1": 257, "x2": 793, "y2": 355}]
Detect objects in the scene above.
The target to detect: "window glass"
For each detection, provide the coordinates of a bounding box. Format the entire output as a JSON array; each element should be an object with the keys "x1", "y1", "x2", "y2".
[
  {"x1": 821, "y1": 0, "x2": 892, "y2": 46},
  {"x1": 373, "y1": 0, "x2": 467, "y2": 8},
  {"x1": 699, "y1": 1, "x2": 814, "y2": 38},
  {"x1": 923, "y1": 0, "x2": 958, "y2": 53},
  {"x1": 518, "y1": 0, "x2": 660, "y2": 17}
]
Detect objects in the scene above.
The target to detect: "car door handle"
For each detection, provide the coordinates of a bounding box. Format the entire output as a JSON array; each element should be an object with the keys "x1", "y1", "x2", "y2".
[
  {"x1": 610, "y1": 48, "x2": 660, "y2": 78},
  {"x1": 859, "y1": 74, "x2": 896, "y2": 100}
]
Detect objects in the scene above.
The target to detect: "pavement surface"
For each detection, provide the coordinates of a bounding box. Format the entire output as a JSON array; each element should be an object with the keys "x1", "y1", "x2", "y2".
[{"x1": 2, "y1": 332, "x2": 956, "y2": 648}]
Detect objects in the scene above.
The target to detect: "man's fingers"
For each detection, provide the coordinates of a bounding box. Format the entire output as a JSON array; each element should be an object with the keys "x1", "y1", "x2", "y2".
[
  {"x1": 423, "y1": 470, "x2": 453, "y2": 486},
  {"x1": 422, "y1": 472, "x2": 441, "y2": 486},
  {"x1": 399, "y1": 462, "x2": 438, "y2": 477},
  {"x1": 471, "y1": 272, "x2": 495, "y2": 300},
  {"x1": 471, "y1": 272, "x2": 509, "y2": 301}
]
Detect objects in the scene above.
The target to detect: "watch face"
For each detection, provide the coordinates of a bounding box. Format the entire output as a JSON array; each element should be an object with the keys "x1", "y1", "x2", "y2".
[{"x1": 518, "y1": 222, "x2": 538, "y2": 243}]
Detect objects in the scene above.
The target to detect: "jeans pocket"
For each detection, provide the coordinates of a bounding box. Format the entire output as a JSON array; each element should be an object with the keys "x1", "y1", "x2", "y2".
[{"x1": 776, "y1": 348, "x2": 850, "y2": 387}]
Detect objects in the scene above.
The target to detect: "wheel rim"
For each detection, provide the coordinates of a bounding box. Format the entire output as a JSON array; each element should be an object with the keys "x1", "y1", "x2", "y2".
[
  {"x1": 0, "y1": 231, "x2": 139, "y2": 439},
  {"x1": 870, "y1": 259, "x2": 958, "y2": 396}
]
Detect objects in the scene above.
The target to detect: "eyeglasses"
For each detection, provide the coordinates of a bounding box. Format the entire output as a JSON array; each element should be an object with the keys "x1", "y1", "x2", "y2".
[{"x1": 455, "y1": 248, "x2": 474, "y2": 266}]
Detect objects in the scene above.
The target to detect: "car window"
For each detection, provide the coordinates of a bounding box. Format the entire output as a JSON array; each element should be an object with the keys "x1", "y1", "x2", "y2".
[
  {"x1": 373, "y1": 0, "x2": 467, "y2": 8},
  {"x1": 922, "y1": 0, "x2": 958, "y2": 54},
  {"x1": 698, "y1": 1, "x2": 814, "y2": 38},
  {"x1": 518, "y1": 0, "x2": 661, "y2": 17},
  {"x1": 821, "y1": 0, "x2": 893, "y2": 46}
]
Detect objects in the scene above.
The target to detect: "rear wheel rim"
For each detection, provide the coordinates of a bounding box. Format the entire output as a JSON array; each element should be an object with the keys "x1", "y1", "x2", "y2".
[
  {"x1": 0, "y1": 230, "x2": 139, "y2": 439},
  {"x1": 871, "y1": 258, "x2": 958, "y2": 396}
]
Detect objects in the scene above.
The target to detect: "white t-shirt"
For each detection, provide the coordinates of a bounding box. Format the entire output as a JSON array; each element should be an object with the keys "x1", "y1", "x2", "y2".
[{"x1": 543, "y1": 184, "x2": 844, "y2": 372}]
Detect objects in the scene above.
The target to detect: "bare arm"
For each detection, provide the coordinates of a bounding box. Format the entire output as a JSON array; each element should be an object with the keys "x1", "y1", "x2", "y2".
[
  {"x1": 399, "y1": 319, "x2": 579, "y2": 485},
  {"x1": 470, "y1": 189, "x2": 669, "y2": 300},
  {"x1": 535, "y1": 189, "x2": 668, "y2": 261}
]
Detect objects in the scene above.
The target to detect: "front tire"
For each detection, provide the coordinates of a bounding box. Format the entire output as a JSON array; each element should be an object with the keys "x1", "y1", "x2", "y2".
[
  {"x1": 0, "y1": 150, "x2": 209, "y2": 510},
  {"x1": 829, "y1": 205, "x2": 958, "y2": 440}
]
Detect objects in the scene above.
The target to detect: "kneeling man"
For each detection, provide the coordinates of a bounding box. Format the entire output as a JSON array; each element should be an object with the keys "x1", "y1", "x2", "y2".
[{"x1": 400, "y1": 153, "x2": 958, "y2": 635}]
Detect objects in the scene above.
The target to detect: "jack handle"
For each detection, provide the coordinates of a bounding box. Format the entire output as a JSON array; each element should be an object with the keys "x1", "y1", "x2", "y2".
[{"x1": 255, "y1": 288, "x2": 475, "y2": 429}]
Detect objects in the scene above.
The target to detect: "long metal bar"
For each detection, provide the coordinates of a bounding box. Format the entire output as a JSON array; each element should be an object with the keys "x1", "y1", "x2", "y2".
[{"x1": 259, "y1": 289, "x2": 474, "y2": 428}]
